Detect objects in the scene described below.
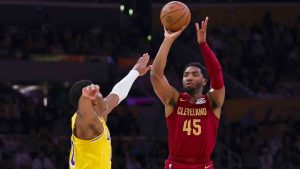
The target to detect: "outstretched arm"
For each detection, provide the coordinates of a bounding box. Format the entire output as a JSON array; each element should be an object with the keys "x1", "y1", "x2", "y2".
[
  {"x1": 104, "y1": 54, "x2": 152, "y2": 115},
  {"x1": 195, "y1": 17, "x2": 225, "y2": 118},
  {"x1": 150, "y1": 27, "x2": 185, "y2": 116}
]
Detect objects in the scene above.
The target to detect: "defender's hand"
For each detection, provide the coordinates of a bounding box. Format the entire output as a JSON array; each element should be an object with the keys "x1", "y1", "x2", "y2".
[
  {"x1": 82, "y1": 84, "x2": 100, "y2": 100},
  {"x1": 195, "y1": 16, "x2": 208, "y2": 44},
  {"x1": 132, "y1": 53, "x2": 152, "y2": 76}
]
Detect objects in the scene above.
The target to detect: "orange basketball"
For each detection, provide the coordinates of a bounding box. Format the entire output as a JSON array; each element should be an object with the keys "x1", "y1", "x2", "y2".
[{"x1": 160, "y1": 1, "x2": 191, "y2": 32}]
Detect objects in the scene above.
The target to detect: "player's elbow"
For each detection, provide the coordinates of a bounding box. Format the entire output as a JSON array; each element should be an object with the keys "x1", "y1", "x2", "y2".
[
  {"x1": 150, "y1": 72, "x2": 162, "y2": 84},
  {"x1": 150, "y1": 69, "x2": 163, "y2": 79}
]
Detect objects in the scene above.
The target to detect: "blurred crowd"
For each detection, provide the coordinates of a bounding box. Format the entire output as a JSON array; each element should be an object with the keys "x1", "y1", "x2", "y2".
[
  {"x1": 1, "y1": 12, "x2": 299, "y2": 96},
  {"x1": 0, "y1": 20, "x2": 148, "y2": 61},
  {"x1": 1, "y1": 90, "x2": 300, "y2": 169},
  {"x1": 218, "y1": 108, "x2": 300, "y2": 169},
  {"x1": 156, "y1": 12, "x2": 300, "y2": 98},
  {"x1": 210, "y1": 13, "x2": 300, "y2": 97},
  {"x1": 0, "y1": 93, "x2": 167, "y2": 169},
  {"x1": 15, "y1": 0, "x2": 300, "y2": 3}
]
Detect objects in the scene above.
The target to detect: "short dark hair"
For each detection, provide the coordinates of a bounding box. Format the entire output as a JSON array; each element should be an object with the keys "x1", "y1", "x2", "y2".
[
  {"x1": 69, "y1": 80, "x2": 93, "y2": 108},
  {"x1": 184, "y1": 62, "x2": 209, "y2": 80}
]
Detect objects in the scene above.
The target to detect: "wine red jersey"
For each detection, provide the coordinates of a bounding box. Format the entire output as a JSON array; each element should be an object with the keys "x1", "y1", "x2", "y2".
[{"x1": 166, "y1": 92, "x2": 219, "y2": 164}]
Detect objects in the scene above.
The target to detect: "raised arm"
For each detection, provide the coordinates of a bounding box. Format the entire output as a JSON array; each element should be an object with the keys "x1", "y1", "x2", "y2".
[
  {"x1": 195, "y1": 17, "x2": 225, "y2": 118},
  {"x1": 103, "y1": 54, "x2": 151, "y2": 115},
  {"x1": 76, "y1": 84, "x2": 104, "y2": 139},
  {"x1": 150, "y1": 27, "x2": 186, "y2": 116}
]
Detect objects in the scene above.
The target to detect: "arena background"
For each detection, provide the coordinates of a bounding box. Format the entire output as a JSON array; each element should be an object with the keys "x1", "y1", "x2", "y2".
[{"x1": 0, "y1": 0, "x2": 299, "y2": 168}]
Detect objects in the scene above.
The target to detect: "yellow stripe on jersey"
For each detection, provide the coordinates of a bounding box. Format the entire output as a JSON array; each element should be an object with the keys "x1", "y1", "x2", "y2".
[{"x1": 69, "y1": 113, "x2": 111, "y2": 169}]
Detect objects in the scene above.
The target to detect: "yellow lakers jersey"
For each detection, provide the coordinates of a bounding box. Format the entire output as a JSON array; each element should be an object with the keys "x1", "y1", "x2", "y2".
[{"x1": 69, "y1": 113, "x2": 111, "y2": 169}]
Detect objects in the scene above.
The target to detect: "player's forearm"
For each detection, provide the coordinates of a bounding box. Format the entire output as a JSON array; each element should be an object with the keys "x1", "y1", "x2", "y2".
[
  {"x1": 78, "y1": 96, "x2": 94, "y2": 118},
  {"x1": 151, "y1": 39, "x2": 173, "y2": 77},
  {"x1": 199, "y1": 42, "x2": 224, "y2": 89},
  {"x1": 110, "y1": 70, "x2": 139, "y2": 104}
]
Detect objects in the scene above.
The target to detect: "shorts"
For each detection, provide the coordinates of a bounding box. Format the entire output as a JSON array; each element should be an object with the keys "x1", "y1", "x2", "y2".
[{"x1": 164, "y1": 159, "x2": 214, "y2": 169}]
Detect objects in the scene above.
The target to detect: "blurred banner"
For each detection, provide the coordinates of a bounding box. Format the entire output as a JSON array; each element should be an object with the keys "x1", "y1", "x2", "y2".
[
  {"x1": 224, "y1": 99, "x2": 300, "y2": 122},
  {"x1": 0, "y1": 2, "x2": 119, "y2": 23},
  {"x1": 0, "y1": 60, "x2": 108, "y2": 82}
]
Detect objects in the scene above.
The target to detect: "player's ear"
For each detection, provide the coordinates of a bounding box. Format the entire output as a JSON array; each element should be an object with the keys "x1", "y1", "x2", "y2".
[{"x1": 203, "y1": 78, "x2": 207, "y2": 86}]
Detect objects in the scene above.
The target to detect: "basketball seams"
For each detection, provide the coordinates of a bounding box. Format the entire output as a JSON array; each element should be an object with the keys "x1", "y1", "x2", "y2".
[
  {"x1": 165, "y1": 8, "x2": 188, "y2": 28},
  {"x1": 160, "y1": 1, "x2": 191, "y2": 31},
  {"x1": 160, "y1": 6, "x2": 186, "y2": 19},
  {"x1": 184, "y1": 10, "x2": 191, "y2": 27}
]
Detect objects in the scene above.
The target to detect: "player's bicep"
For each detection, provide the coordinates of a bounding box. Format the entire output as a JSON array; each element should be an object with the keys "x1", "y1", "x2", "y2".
[{"x1": 150, "y1": 75, "x2": 179, "y2": 105}]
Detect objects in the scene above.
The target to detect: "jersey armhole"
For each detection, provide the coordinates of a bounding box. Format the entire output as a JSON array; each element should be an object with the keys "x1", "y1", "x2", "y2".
[
  {"x1": 166, "y1": 93, "x2": 182, "y2": 119},
  {"x1": 205, "y1": 91, "x2": 220, "y2": 120},
  {"x1": 72, "y1": 114, "x2": 106, "y2": 143}
]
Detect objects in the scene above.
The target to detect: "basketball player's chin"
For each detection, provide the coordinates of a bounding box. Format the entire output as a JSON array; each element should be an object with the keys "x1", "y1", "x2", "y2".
[{"x1": 184, "y1": 87, "x2": 196, "y2": 95}]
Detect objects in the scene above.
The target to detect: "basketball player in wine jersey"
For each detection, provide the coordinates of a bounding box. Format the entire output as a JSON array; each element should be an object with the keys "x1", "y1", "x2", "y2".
[
  {"x1": 68, "y1": 54, "x2": 151, "y2": 169},
  {"x1": 150, "y1": 17, "x2": 225, "y2": 169}
]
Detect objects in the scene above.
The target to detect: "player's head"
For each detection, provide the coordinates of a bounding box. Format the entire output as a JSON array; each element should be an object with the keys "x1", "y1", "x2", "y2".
[
  {"x1": 69, "y1": 80, "x2": 93, "y2": 108},
  {"x1": 182, "y1": 63, "x2": 208, "y2": 95}
]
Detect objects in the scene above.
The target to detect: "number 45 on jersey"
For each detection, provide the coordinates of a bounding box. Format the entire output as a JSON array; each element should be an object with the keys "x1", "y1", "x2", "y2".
[{"x1": 183, "y1": 119, "x2": 201, "y2": 136}]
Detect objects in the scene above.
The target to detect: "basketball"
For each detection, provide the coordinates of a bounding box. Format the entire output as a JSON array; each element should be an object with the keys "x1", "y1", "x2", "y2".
[{"x1": 160, "y1": 1, "x2": 191, "y2": 32}]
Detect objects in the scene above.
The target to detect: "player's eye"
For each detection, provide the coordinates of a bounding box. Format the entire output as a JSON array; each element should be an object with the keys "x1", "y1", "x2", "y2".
[{"x1": 192, "y1": 73, "x2": 200, "y2": 77}]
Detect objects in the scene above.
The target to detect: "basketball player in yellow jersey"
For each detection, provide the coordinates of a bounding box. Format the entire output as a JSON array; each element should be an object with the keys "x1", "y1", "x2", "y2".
[{"x1": 68, "y1": 53, "x2": 151, "y2": 169}]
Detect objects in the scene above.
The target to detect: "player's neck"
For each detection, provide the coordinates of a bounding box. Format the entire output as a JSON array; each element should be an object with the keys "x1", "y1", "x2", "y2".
[
  {"x1": 188, "y1": 88, "x2": 204, "y2": 99},
  {"x1": 191, "y1": 92, "x2": 203, "y2": 99}
]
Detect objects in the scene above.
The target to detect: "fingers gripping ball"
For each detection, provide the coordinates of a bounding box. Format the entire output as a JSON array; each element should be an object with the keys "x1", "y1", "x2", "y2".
[{"x1": 160, "y1": 1, "x2": 191, "y2": 32}]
